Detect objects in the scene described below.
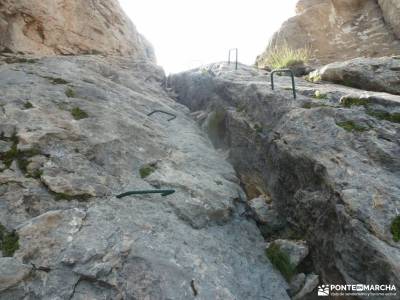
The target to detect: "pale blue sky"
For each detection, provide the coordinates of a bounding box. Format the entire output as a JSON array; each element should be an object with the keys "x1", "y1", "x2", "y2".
[{"x1": 119, "y1": 0, "x2": 297, "y2": 73}]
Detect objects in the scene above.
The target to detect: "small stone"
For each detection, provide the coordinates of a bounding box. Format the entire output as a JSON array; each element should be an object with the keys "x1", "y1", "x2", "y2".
[
  {"x1": 289, "y1": 273, "x2": 306, "y2": 296},
  {"x1": 293, "y1": 273, "x2": 319, "y2": 300}
]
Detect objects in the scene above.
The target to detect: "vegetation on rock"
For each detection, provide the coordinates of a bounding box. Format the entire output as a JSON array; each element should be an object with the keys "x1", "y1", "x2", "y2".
[
  {"x1": 140, "y1": 164, "x2": 156, "y2": 178},
  {"x1": 366, "y1": 110, "x2": 400, "y2": 124},
  {"x1": 266, "y1": 243, "x2": 296, "y2": 280},
  {"x1": 391, "y1": 216, "x2": 400, "y2": 242},
  {"x1": 341, "y1": 97, "x2": 369, "y2": 108},
  {"x1": 70, "y1": 107, "x2": 88, "y2": 120},
  {"x1": 65, "y1": 87, "x2": 76, "y2": 98},
  {"x1": 23, "y1": 101, "x2": 34, "y2": 109},
  {"x1": 336, "y1": 121, "x2": 369, "y2": 132},
  {"x1": 313, "y1": 91, "x2": 327, "y2": 100},
  {"x1": 261, "y1": 43, "x2": 310, "y2": 69},
  {"x1": 0, "y1": 224, "x2": 19, "y2": 257}
]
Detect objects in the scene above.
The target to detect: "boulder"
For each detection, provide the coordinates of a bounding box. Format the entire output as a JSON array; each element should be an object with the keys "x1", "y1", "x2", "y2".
[
  {"x1": 0, "y1": 0, "x2": 155, "y2": 60},
  {"x1": 307, "y1": 56, "x2": 400, "y2": 95},
  {"x1": 256, "y1": 0, "x2": 400, "y2": 67}
]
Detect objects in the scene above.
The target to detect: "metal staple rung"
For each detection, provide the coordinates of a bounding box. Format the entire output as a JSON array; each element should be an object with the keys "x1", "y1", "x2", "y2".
[
  {"x1": 228, "y1": 48, "x2": 238, "y2": 70},
  {"x1": 147, "y1": 110, "x2": 177, "y2": 121},
  {"x1": 270, "y1": 69, "x2": 297, "y2": 99}
]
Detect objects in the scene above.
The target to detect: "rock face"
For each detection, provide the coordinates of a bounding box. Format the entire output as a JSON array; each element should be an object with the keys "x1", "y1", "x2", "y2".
[
  {"x1": 170, "y1": 62, "x2": 400, "y2": 299},
  {"x1": 256, "y1": 0, "x2": 400, "y2": 66},
  {"x1": 379, "y1": 0, "x2": 400, "y2": 39},
  {"x1": 0, "y1": 55, "x2": 289, "y2": 299},
  {"x1": 0, "y1": 0, "x2": 155, "y2": 60},
  {"x1": 308, "y1": 56, "x2": 400, "y2": 95}
]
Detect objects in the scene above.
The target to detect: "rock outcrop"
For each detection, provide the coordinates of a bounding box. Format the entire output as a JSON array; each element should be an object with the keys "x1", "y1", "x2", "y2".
[
  {"x1": 0, "y1": 0, "x2": 155, "y2": 60},
  {"x1": 379, "y1": 0, "x2": 400, "y2": 39},
  {"x1": 256, "y1": 0, "x2": 400, "y2": 66},
  {"x1": 307, "y1": 56, "x2": 400, "y2": 95},
  {"x1": 0, "y1": 54, "x2": 290, "y2": 299},
  {"x1": 170, "y1": 62, "x2": 400, "y2": 299}
]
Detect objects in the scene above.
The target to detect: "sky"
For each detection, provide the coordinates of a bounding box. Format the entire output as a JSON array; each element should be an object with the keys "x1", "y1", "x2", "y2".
[{"x1": 119, "y1": 0, "x2": 297, "y2": 74}]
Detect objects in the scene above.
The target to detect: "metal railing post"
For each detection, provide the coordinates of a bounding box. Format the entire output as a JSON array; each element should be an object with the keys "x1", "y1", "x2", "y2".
[
  {"x1": 270, "y1": 69, "x2": 297, "y2": 99},
  {"x1": 228, "y1": 48, "x2": 238, "y2": 70}
]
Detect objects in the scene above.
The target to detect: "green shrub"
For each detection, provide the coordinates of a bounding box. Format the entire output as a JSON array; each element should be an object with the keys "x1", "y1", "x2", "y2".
[
  {"x1": 0, "y1": 224, "x2": 19, "y2": 257},
  {"x1": 140, "y1": 164, "x2": 156, "y2": 178},
  {"x1": 266, "y1": 243, "x2": 296, "y2": 280},
  {"x1": 263, "y1": 43, "x2": 310, "y2": 69},
  {"x1": 391, "y1": 216, "x2": 400, "y2": 242},
  {"x1": 49, "y1": 78, "x2": 69, "y2": 85},
  {"x1": 341, "y1": 97, "x2": 369, "y2": 108},
  {"x1": 0, "y1": 134, "x2": 42, "y2": 171},
  {"x1": 23, "y1": 101, "x2": 34, "y2": 109},
  {"x1": 70, "y1": 107, "x2": 88, "y2": 120},
  {"x1": 65, "y1": 87, "x2": 76, "y2": 98}
]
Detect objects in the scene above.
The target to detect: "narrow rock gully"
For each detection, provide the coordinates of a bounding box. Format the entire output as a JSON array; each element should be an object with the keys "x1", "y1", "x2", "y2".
[{"x1": 0, "y1": 54, "x2": 399, "y2": 300}]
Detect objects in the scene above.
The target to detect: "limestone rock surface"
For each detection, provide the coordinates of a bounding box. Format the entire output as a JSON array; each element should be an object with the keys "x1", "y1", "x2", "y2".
[
  {"x1": 379, "y1": 0, "x2": 400, "y2": 39},
  {"x1": 308, "y1": 56, "x2": 400, "y2": 95},
  {"x1": 0, "y1": 0, "x2": 155, "y2": 60},
  {"x1": 256, "y1": 0, "x2": 400, "y2": 67},
  {"x1": 0, "y1": 55, "x2": 289, "y2": 299},
  {"x1": 170, "y1": 62, "x2": 400, "y2": 299}
]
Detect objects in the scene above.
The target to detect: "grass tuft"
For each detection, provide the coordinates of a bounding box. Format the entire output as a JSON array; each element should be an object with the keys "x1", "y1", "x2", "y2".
[
  {"x1": 70, "y1": 107, "x2": 88, "y2": 120},
  {"x1": 139, "y1": 164, "x2": 156, "y2": 178},
  {"x1": 262, "y1": 43, "x2": 310, "y2": 69},
  {"x1": 336, "y1": 121, "x2": 369, "y2": 132},
  {"x1": 23, "y1": 101, "x2": 34, "y2": 109},
  {"x1": 366, "y1": 110, "x2": 400, "y2": 124},
  {"x1": 341, "y1": 97, "x2": 369, "y2": 108},
  {"x1": 266, "y1": 243, "x2": 296, "y2": 280},
  {"x1": 65, "y1": 87, "x2": 76, "y2": 98},
  {"x1": 0, "y1": 224, "x2": 19, "y2": 257},
  {"x1": 390, "y1": 216, "x2": 400, "y2": 242}
]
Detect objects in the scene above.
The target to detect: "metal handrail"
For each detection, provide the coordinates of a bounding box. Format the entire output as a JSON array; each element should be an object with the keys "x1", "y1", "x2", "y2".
[
  {"x1": 228, "y1": 48, "x2": 238, "y2": 70},
  {"x1": 271, "y1": 69, "x2": 297, "y2": 99},
  {"x1": 147, "y1": 110, "x2": 177, "y2": 121},
  {"x1": 116, "y1": 189, "x2": 175, "y2": 199}
]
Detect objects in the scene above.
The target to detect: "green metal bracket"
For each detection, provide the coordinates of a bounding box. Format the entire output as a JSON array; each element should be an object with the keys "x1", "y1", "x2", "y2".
[
  {"x1": 147, "y1": 110, "x2": 177, "y2": 121},
  {"x1": 116, "y1": 189, "x2": 175, "y2": 199},
  {"x1": 228, "y1": 48, "x2": 238, "y2": 70},
  {"x1": 271, "y1": 69, "x2": 297, "y2": 99}
]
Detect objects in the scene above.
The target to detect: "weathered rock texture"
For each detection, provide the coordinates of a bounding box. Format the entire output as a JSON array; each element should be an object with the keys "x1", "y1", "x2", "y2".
[
  {"x1": 379, "y1": 0, "x2": 400, "y2": 39},
  {"x1": 0, "y1": 54, "x2": 289, "y2": 299},
  {"x1": 308, "y1": 56, "x2": 400, "y2": 95},
  {"x1": 0, "y1": 0, "x2": 155, "y2": 60},
  {"x1": 256, "y1": 0, "x2": 400, "y2": 67},
  {"x1": 170, "y1": 62, "x2": 400, "y2": 299}
]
